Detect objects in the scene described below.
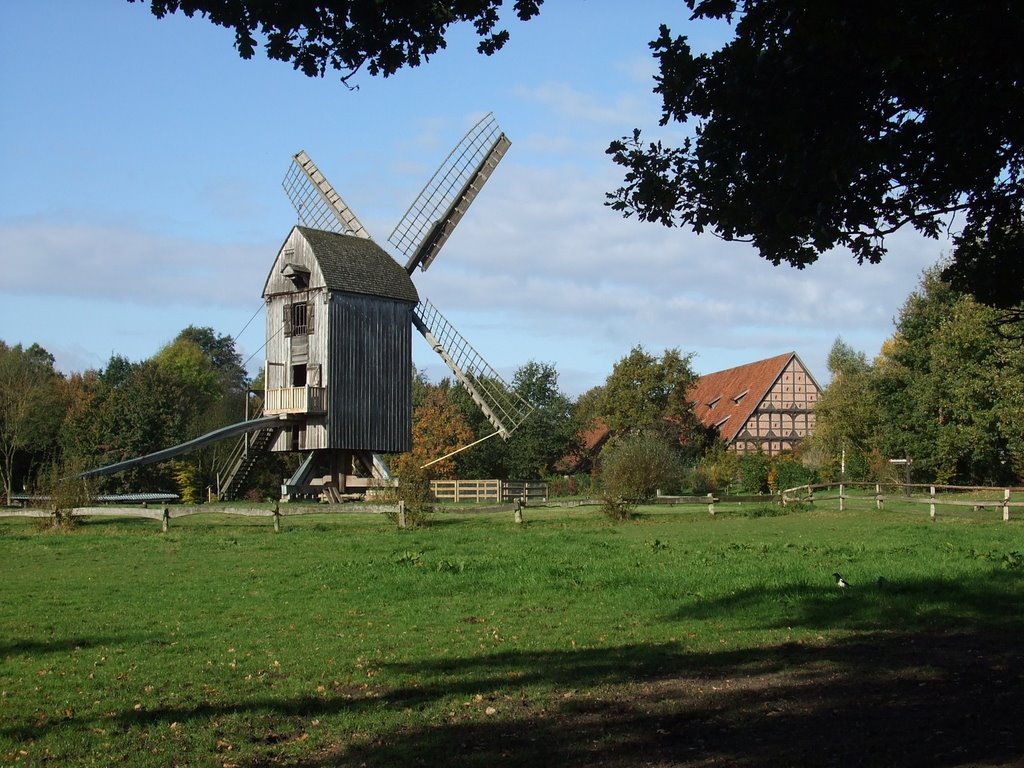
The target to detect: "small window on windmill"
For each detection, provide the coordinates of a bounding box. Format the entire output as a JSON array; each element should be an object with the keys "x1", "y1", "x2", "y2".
[{"x1": 283, "y1": 300, "x2": 314, "y2": 337}]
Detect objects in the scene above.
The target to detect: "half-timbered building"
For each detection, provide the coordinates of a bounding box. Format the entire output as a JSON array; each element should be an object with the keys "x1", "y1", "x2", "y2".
[{"x1": 688, "y1": 352, "x2": 821, "y2": 456}]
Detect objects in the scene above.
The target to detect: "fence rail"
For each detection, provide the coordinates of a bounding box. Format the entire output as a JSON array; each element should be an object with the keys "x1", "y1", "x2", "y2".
[
  {"x1": 429, "y1": 479, "x2": 548, "y2": 504},
  {"x1": 0, "y1": 503, "x2": 400, "y2": 533},
  {"x1": 782, "y1": 481, "x2": 1023, "y2": 521}
]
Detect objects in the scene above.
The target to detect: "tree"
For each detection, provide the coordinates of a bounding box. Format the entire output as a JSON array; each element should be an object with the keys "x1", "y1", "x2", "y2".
[
  {"x1": 390, "y1": 381, "x2": 473, "y2": 481},
  {"x1": 827, "y1": 337, "x2": 869, "y2": 380},
  {"x1": 132, "y1": 0, "x2": 543, "y2": 83},
  {"x1": 807, "y1": 338, "x2": 878, "y2": 481},
  {"x1": 450, "y1": 375, "x2": 511, "y2": 479},
  {"x1": 137, "y1": 2, "x2": 1023, "y2": 304},
  {"x1": 0, "y1": 343, "x2": 64, "y2": 503},
  {"x1": 599, "y1": 430, "x2": 685, "y2": 517},
  {"x1": 596, "y1": 346, "x2": 702, "y2": 441},
  {"x1": 870, "y1": 268, "x2": 1023, "y2": 485},
  {"x1": 607, "y1": 2, "x2": 1024, "y2": 308},
  {"x1": 503, "y1": 361, "x2": 579, "y2": 480},
  {"x1": 59, "y1": 328, "x2": 250, "y2": 495},
  {"x1": 174, "y1": 325, "x2": 248, "y2": 394}
]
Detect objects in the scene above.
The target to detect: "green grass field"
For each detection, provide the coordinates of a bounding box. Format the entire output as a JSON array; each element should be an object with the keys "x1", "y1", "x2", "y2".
[{"x1": 2, "y1": 502, "x2": 1022, "y2": 767}]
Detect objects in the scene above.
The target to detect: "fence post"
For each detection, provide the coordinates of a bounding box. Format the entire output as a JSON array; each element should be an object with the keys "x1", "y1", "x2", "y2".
[
  {"x1": 398, "y1": 500, "x2": 407, "y2": 529},
  {"x1": 808, "y1": 487, "x2": 814, "y2": 506},
  {"x1": 162, "y1": 507, "x2": 169, "y2": 533},
  {"x1": 839, "y1": 482, "x2": 845, "y2": 512},
  {"x1": 876, "y1": 483, "x2": 882, "y2": 510},
  {"x1": 273, "y1": 502, "x2": 281, "y2": 533},
  {"x1": 707, "y1": 493, "x2": 715, "y2": 516},
  {"x1": 929, "y1": 486, "x2": 936, "y2": 521},
  {"x1": 1004, "y1": 488, "x2": 1011, "y2": 522}
]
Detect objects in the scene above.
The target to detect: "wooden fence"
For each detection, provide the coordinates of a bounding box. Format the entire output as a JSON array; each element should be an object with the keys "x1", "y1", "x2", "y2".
[
  {"x1": 782, "y1": 481, "x2": 1023, "y2": 521},
  {"x1": 429, "y1": 479, "x2": 548, "y2": 504},
  {"x1": 0, "y1": 503, "x2": 398, "y2": 533}
]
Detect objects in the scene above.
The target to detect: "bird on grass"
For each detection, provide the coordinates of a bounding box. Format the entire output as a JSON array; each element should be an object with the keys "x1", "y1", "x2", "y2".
[{"x1": 833, "y1": 572, "x2": 851, "y2": 588}]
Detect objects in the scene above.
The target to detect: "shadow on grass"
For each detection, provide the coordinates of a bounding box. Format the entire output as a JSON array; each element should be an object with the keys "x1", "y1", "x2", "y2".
[
  {"x1": 6, "y1": 573, "x2": 1022, "y2": 767},
  {"x1": 10, "y1": 631, "x2": 1022, "y2": 767},
  {"x1": 315, "y1": 626, "x2": 1023, "y2": 768},
  {"x1": 671, "y1": 572, "x2": 1024, "y2": 634},
  {"x1": 0, "y1": 635, "x2": 137, "y2": 656}
]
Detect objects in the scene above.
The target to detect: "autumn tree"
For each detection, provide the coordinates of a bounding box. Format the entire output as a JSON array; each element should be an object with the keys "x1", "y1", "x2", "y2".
[{"x1": 389, "y1": 381, "x2": 473, "y2": 481}]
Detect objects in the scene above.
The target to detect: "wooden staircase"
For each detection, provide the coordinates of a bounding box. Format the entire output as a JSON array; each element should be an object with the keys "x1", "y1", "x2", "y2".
[{"x1": 216, "y1": 408, "x2": 282, "y2": 500}]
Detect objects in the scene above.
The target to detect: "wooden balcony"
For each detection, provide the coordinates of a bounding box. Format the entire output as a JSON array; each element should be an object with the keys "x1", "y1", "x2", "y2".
[{"x1": 264, "y1": 386, "x2": 327, "y2": 416}]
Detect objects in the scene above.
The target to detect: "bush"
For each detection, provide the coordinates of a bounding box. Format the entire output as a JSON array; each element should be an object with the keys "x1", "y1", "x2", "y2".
[
  {"x1": 600, "y1": 494, "x2": 635, "y2": 522},
  {"x1": 172, "y1": 460, "x2": 201, "y2": 504},
  {"x1": 35, "y1": 462, "x2": 94, "y2": 531},
  {"x1": 695, "y1": 443, "x2": 738, "y2": 493},
  {"x1": 772, "y1": 455, "x2": 816, "y2": 492},
  {"x1": 600, "y1": 431, "x2": 685, "y2": 504},
  {"x1": 387, "y1": 465, "x2": 435, "y2": 528},
  {"x1": 546, "y1": 472, "x2": 597, "y2": 498},
  {"x1": 737, "y1": 452, "x2": 771, "y2": 494}
]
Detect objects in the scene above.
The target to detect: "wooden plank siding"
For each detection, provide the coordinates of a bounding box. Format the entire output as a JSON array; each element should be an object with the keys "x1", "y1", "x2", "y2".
[{"x1": 326, "y1": 293, "x2": 413, "y2": 452}]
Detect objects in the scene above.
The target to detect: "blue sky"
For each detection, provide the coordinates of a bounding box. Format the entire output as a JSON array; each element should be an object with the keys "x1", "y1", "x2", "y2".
[{"x1": 1, "y1": 1, "x2": 946, "y2": 396}]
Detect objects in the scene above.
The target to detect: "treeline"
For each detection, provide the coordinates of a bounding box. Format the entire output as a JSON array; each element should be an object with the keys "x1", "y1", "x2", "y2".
[
  {"x1": 0, "y1": 327, "x2": 279, "y2": 504},
  {"x1": 2, "y1": 267, "x2": 1021, "y2": 505}
]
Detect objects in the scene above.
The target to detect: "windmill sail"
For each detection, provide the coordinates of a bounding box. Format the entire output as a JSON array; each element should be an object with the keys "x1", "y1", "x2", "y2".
[
  {"x1": 413, "y1": 299, "x2": 532, "y2": 439},
  {"x1": 283, "y1": 150, "x2": 371, "y2": 238},
  {"x1": 389, "y1": 113, "x2": 511, "y2": 274}
]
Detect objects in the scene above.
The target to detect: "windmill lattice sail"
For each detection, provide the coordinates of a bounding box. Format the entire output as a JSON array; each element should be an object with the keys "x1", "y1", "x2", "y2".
[
  {"x1": 413, "y1": 299, "x2": 532, "y2": 439},
  {"x1": 389, "y1": 113, "x2": 511, "y2": 274},
  {"x1": 283, "y1": 151, "x2": 371, "y2": 238}
]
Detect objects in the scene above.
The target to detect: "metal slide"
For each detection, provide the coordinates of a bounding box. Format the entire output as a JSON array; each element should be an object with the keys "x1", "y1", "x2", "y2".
[{"x1": 80, "y1": 415, "x2": 293, "y2": 479}]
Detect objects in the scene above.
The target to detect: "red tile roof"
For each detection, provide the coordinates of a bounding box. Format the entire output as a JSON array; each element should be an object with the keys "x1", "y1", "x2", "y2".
[{"x1": 688, "y1": 352, "x2": 799, "y2": 444}]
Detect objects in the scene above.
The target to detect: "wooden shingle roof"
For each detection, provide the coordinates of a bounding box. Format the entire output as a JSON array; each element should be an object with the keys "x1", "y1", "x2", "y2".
[
  {"x1": 299, "y1": 227, "x2": 419, "y2": 304},
  {"x1": 688, "y1": 352, "x2": 799, "y2": 444}
]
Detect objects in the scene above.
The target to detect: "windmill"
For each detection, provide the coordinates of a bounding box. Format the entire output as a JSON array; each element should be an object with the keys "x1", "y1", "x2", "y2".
[{"x1": 246, "y1": 113, "x2": 532, "y2": 500}]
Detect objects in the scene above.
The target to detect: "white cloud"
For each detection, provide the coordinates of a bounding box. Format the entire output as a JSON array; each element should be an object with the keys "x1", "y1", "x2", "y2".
[{"x1": 1, "y1": 219, "x2": 268, "y2": 308}]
